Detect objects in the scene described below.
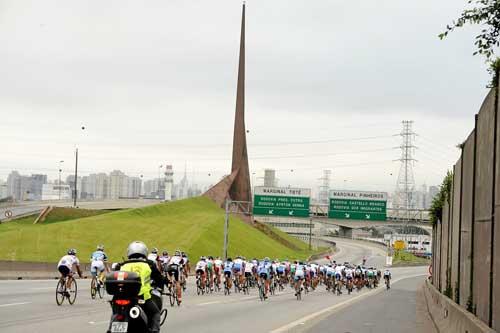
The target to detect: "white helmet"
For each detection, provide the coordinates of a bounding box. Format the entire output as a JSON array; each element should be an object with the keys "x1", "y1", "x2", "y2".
[{"x1": 127, "y1": 241, "x2": 148, "y2": 259}]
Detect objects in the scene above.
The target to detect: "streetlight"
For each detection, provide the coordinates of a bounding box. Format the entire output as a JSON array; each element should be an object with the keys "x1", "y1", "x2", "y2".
[
  {"x1": 58, "y1": 160, "x2": 64, "y2": 200},
  {"x1": 74, "y1": 126, "x2": 85, "y2": 207}
]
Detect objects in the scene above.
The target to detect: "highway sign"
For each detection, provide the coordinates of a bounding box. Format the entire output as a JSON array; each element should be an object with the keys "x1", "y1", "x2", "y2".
[
  {"x1": 328, "y1": 190, "x2": 387, "y2": 221},
  {"x1": 253, "y1": 186, "x2": 310, "y2": 218}
]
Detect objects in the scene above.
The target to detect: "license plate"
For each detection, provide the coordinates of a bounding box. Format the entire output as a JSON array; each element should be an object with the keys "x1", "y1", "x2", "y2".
[{"x1": 111, "y1": 322, "x2": 128, "y2": 333}]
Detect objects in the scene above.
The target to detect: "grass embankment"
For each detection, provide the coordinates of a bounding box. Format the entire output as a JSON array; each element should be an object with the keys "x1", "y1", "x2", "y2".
[
  {"x1": 393, "y1": 250, "x2": 431, "y2": 266},
  {"x1": 0, "y1": 197, "x2": 319, "y2": 263}
]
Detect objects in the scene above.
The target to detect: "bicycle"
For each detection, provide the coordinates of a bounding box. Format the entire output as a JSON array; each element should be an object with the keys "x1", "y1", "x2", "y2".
[
  {"x1": 167, "y1": 280, "x2": 181, "y2": 307},
  {"x1": 90, "y1": 275, "x2": 104, "y2": 299},
  {"x1": 258, "y1": 278, "x2": 266, "y2": 301},
  {"x1": 56, "y1": 274, "x2": 78, "y2": 305},
  {"x1": 385, "y1": 277, "x2": 391, "y2": 290},
  {"x1": 196, "y1": 273, "x2": 205, "y2": 295},
  {"x1": 214, "y1": 275, "x2": 221, "y2": 292},
  {"x1": 295, "y1": 281, "x2": 302, "y2": 301},
  {"x1": 224, "y1": 276, "x2": 231, "y2": 296}
]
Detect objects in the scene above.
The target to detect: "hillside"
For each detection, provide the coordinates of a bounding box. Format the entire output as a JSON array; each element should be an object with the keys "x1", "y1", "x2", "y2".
[{"x1": 0, "y1": 197, "x2": 319, "y2": 262}]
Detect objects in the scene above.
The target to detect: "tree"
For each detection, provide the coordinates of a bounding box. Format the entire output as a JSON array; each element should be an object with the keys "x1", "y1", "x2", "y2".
[
  {"x1": 430, "y1": 171, "x2": 453, "y2": 226},
  {"x1": 439, "y1": 0, "x2": 500, "y2": 86}
]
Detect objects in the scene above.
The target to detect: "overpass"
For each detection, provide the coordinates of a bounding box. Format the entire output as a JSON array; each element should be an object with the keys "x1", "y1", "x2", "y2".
[{"x1": 0, "y1": 199, "x2": 160, "y2": 221}]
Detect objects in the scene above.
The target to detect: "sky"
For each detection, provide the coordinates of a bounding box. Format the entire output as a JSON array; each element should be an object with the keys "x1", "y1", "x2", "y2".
[{"x1": 0, "y1": 0, "x2": 492, "y2": 194}]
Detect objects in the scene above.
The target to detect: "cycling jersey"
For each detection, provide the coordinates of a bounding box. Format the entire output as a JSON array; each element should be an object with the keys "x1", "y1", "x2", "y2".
[
  {"x1": 223, "y1": 262, "x2": 233, "y2": 272},
  {"x1": 206, "y1": 260, "x2": 213, "y2": 271},
  {"x1": 159, "y1": 255, "x2": 170, "y2": 265},
  {"x1": 195, "y1": 261, "x2": 207, "y2": 271},
  {"x1": 233, "y1": 258, "x2": 244, "y2": 272},
  {"x1": 277, "y1": 264, "x2": 286, "y2": 274},
  {"x1": 294, "y1": 265, "x2": 305, "y2": 280},
  {"x1": 326, "y1": 267, "x2": 335, "y2": 276},
  {"x1": 345, "y1": 268, "x2": 353, "y2": 278},
  {"x1": 244, "y1": 262, "x2": 253, "y2": 273},
  {"x1": 148, "y1": 253, "x2": 158, "y2": 262},
  {"x1": 58, "y1": 255, "x2": 79, "y2": 271},
  {"x1": 258, "y1": 262, "x2": 271, "y2": 276}
]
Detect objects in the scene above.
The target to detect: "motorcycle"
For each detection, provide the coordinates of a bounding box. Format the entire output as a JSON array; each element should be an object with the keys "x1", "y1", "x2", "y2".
[{"x1": 105, "y1": 271, "x2": 167, "y2": 333}]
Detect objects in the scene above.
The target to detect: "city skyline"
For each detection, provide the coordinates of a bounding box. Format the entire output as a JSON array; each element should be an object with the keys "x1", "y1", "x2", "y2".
[{"x1": 0, "y1": 0, "x2": 479, "y2": 193}]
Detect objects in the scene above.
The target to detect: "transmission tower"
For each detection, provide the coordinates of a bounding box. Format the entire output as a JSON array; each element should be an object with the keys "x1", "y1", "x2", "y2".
[
  {"x1": 394, "y1": 120, "x2": 417, "y2": 223},
  {"x1": 318, "y1": 170, "x2": 331, "y2": 204}
]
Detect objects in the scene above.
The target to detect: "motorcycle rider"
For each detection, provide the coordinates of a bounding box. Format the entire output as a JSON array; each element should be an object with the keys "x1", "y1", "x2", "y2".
[{"x1": 116, "y1": 241, "x2": 165, "y2": 333}]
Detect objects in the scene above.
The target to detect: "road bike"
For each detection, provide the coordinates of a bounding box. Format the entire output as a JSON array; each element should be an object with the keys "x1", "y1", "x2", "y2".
[
  {"x1": 167, "y1": 281, "x2": 181, "y2": 306},
  {"x1": 385, "y1": 277, "x2": 391, "y2": 290},
  {"x1": 196, "y1": 272, "x2": 205, "y2": 295},
  {"x1": 224, "y1": 276, "x2": 231, "y2": 296},
  {"x1": 258, "y1": 278, "x2": 266, "y2": 301},
  {"x1": 90, "y1": 274, "x2": 104, "y2": 299},
  {"x1": 56, "y1": 274, "x2": 78, "y2": 305},
  {"x1": 295, "y1": 281, "x2": 302, "y2": 301}
]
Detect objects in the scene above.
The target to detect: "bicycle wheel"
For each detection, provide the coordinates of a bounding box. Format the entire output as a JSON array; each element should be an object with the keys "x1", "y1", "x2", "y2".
[
  {"x1": 67, "y1": 276, "x2": 78, "y2": 305},
  {"x1": 90, "y1": 277, "x2": 97, "y2": 299},
  {"x1": 258, "y1": 283, "x2": 265, "y2": 301},
  {"x1": 56, "y1": 278, "x2": 66, "y2": 306},
  {"x1": 169, "y1": 286, "x2": 175, "y2": 306},
  {"x1": 97, "y1": 281, "x2": 104, "y2": 299}
]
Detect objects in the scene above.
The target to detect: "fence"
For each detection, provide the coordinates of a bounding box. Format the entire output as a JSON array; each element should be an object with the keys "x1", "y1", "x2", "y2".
[{"x1": 432, "y1": 84, "x2": 500, "y2": 330}]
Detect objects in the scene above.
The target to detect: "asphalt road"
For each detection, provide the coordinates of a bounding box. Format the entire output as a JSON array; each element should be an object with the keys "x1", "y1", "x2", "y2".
[{"x1": 0, "y1": 239, "x2": 427, "y2": 332}]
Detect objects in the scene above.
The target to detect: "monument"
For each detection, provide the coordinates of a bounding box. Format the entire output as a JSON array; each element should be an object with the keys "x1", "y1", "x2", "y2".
[{"x1": 204, "y1": 3, "x2": 252, "y2": 214}]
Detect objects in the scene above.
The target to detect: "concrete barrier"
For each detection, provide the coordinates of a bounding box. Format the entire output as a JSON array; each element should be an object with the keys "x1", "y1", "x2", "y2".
[
  {"x1": 423, "y1": 279, "x2": 496, "y2": 333},
  {"x1": 0, "y1": 260, "x2": 92, "y2": 279}
]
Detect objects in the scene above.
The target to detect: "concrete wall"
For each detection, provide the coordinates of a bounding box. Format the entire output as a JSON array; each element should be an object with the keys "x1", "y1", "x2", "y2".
[
  {"x1": 440, "y1": 200, "x2": 450, "y2": 294},
  {"x1": 494, "y1": 81, "x2": 500, "y2": 331},
  {"x1": 436, "y1": 218, "x2": 442, "y2": 291},
  {"x1": 423, "y1": 280, "x2": 496, "y2": 333},
  {"x1": 473, "y1": 90, "x2": 496, "y2": 324},
  {"x1": 451, "y1": 159, "x2": 462, "y2": 303},
  {"x1": 460, "y1": 130, "x2": 475, "y2": 309}
]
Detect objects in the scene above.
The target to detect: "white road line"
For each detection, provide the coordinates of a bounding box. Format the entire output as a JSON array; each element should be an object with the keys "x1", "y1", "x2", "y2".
[
  {"x1": 0, "y1": 302, "x2": 31, "y2": 308},
  {"x1": 197, "y1": 301, "x2": 222, "y2": 306},
  {"x1": 88, "y1": 320, "x2": 109, "y2": 325},
  {"x1": 31, "y1": 287, "x2": 54, "y2": 290},
  {"x1": 270, "y1": 274, "x2": 427, "y2": 333}
]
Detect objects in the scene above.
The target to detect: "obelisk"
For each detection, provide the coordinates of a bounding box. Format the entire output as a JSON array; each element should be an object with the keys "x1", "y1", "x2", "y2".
[{"x1": 203, "y1": 3, "x2": 252, "y2": 209}]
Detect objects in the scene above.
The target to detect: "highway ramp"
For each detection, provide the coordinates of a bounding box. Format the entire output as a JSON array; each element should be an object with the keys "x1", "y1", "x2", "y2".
[{"x1": 0, "y1": 239, "x2": 427, "y2": 332}]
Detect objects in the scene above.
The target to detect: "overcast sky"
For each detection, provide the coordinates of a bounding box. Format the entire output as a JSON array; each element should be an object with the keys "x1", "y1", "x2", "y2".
[{"x1": 0, "y1": 0, "x2": 491, "y2": 193}]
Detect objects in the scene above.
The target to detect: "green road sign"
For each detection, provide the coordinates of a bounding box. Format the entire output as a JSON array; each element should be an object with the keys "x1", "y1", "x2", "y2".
[
  {"x1": 328, "y1": 190, "x2": 387, "y2": 221},
  {"x1": 253, "y1": 186, "x2": 311, "y2": 218}
]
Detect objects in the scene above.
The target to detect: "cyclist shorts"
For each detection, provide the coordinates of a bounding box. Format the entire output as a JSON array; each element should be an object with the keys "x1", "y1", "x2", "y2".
[
  {"x1": 326, "y1": 272, "x2": 334, "y2": 277},
  {"x1": 58, "y1": 265, "x2": 70, "y2": 277},
  {"x1": 214, "y1": 266, "x2": 220, "y2": 275},
  {"x1": 259, "y1": 272, "x2": 269, "y2": 280},
  {"x1": 196, "y1": 269, "x2": 205, "y2": 276},
  {"x1": 294, "y1": 274, "x2": 304, "y2": 281},
  {"x1": 244, "y1": 272, "x2": 252, "y2": 278},
  {"x1": 91, "y1": 261, "x2": 105, "y2": 276},
  {"x1": 346, "y1": 276, "x2": 353, "y2": 281},
  {"x1": 224, "y1": 271, "x2": 232, "y2": 278},
  {"x1": 167, "y1": 265, "x2": 180, "y2": 281}
]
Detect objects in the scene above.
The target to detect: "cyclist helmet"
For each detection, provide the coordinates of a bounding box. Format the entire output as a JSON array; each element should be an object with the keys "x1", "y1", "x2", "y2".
[
  {"x1": 162, "y1": 250, "x2": 169, "y2": 256},
  {"x1": 208, "y1": 256, "x2": 214, "y2": 260},
  {"x1": 127, "y1": 241, "x2": 148, "y2": 259},
  {"x1": 151, "y1": 248, "x2": 158, "y2": 254},
  {"x1": 181, "y1": 251, "x2": 187, "y2": 257},
  {"x1": 264, "y1": 257, "x2": 270, "y2": 262},
  {"x1": 200, "y1": 256, "x2": 206, "y2": 261},
  {"x1": 67, "y1": 249, "x2": 76, "y2": 255},
  {"x1": 227, "y1": 257, "x2": 233, "y2": 262},
  {"x1": 97, "y1": 244, "x2": 104, "y2": 251}
]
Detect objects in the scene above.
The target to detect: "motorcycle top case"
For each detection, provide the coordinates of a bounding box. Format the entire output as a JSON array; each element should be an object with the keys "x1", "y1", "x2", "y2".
[{"x1": 105, "y1": 271, "x2": 141, "y2": 297}]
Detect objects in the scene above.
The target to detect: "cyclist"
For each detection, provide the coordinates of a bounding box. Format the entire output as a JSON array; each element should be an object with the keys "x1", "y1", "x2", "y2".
[
  {"x1": 233, "y1": 256, "x2": 245, "y2": 289},
  {"x1": 117, "y1": 241, "x2": 164, "y2": 333},
  {"x1": 148, "y1": 248, "x2": 161, "y2": 271},
  {"x1": 223, "y1": 257, "x2": 234, "y2": 290},
  {"x1": 181, "y1": 251, "x2": 190, "y2": 277},
  {"x1": 257, "y1": 257, "x2": 272, "y2": 299},
  {"x1": 195, "y1": 256, "x2": 208, "y2": 290},
  {"x1": 90, "y1": 245, "x2": 109, "y2": 285},
  {"x1": 325, "y1": 264, "x2": 335, "y2": 290},
  {"x1": 244, "y1": 258, "x2": 254, "y2": 287},
  {"x1": 384, "y1": 269, "x2": 392, "y2": 289},
  {"x1": 214, "y1": 256, "x2": 223, "y2": 287},
  {"x1": 167, "y1": 250, "x2": 184, "y2": 304},
  {"x1": 276, "y1": 261, "x2": 286, "y2": 286},
  {"x1": 293, "y1": 261, "x2": 305, "y2": 296},
  {"x1": 206, "y1": 256, "x2": 214, "y2": 291},
  {"x1": 159, "y1": 250, "x2": 170, "y2": 274},
  {"x1": 345, "y1": 265, "x2": 354, "y2": 291},
  {"x1": 57, "y1": 249, "x2": 83, "y2": 292}
]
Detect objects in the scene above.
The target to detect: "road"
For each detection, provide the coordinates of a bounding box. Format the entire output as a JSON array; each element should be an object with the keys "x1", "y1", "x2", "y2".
[{"x1": 0, "y1": 239, "x2": 428, "y2": 332}]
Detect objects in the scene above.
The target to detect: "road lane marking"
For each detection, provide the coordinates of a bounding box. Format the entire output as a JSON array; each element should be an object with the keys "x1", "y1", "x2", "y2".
[
  {"x1": 197, "y1": 301, "x2": 222, "y2": 306},
  {"x1": 31, "y1": 287, "x2": 54, "y2": 290},
  {"x1": 88, "y1": 320, "x2": 109, "y2": 325},
  {"x1": 270, "y1": 274, "x2": 427, "y2": 333},
  {"x1": 0, "y1": 302, "x2": 31, "y2": 308}
]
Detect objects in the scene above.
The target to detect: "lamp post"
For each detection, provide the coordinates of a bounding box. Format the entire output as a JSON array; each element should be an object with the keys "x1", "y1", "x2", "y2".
[
  {"x1": 58, "y1": 160, "x2": 64, "y2": 200},
  {"x1": 74, "y1": 126, "x2": 85, "y2": 207}
]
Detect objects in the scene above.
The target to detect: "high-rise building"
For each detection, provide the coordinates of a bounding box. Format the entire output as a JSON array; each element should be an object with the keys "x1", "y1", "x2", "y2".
[
  {"x1": 66, "y1": 175, "x2": 82, "y2": 199},
  {"x1": 108, "y1": 170, "x2": 128, "y2": 199},
  {"x1": 30, "y1": 174, "x2": 47, "y2": 200},
  {"x1": 7, "y1": 171, "x2": 33, "y2": 201},
  {"x1": 127, "y1": 177, "x2": 142, "y2": 199},
  {"x1": 0, "y1": 179, "x2": 7, "y2": 199},
  {"x1": 164, "y1": 165, "x2": 174, "y2": 201},
  {"x1": 263, "y1": 169, "x2": 276, "y2": 187}
]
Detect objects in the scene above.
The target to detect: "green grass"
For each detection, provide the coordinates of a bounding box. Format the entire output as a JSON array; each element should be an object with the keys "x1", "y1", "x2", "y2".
[
  {"x1": 393, "y1": 250, "x2": 431, "y2": 266},
  {"x1": 0, "y1": 197, "x2": 319, "y2": 263}
]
